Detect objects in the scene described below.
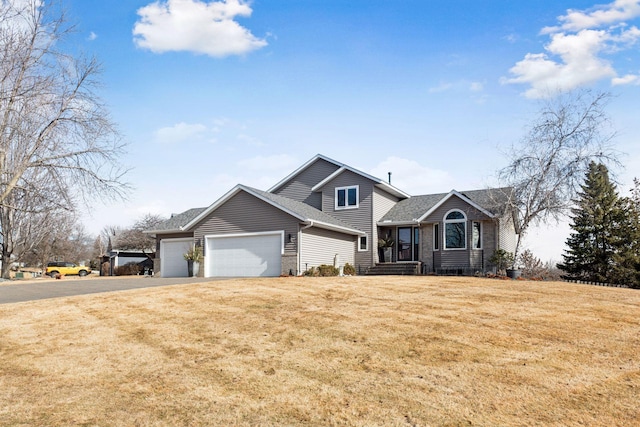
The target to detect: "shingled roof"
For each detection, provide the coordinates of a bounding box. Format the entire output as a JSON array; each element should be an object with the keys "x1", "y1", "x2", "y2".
[
  {"x1": 247, "y1": 186, "x2": 364, "y2": 235},
  {"x1": 380, "y1": 187, "x2": 514, "y2": 223},
  {"x1": 176, "y1": 184, "x2": 365, "y2": 236},
  {"x1": 145, "y1": 207, "x2": 207, "y2": 234}
]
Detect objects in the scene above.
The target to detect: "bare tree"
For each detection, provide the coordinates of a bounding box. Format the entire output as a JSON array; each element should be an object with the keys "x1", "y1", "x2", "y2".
[
  {"x1": 2, "y1": 201, "x2": 82, "y2": 276},
  {"x1": 0, "y1": 1, "x2": 129, "y2": 274},
  {"x1": 498, "y1": 90, "x2": 619, "y2": 264},
  {"x1": 97, "y1": 224, "x2": 122, "y2": 254},
  {"x1": 116, "y1": 214, "x2": 165, "y2": 253}
]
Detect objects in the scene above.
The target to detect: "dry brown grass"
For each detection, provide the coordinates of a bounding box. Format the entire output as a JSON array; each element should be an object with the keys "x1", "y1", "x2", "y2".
[{"x1": 0, "y1": 276, "x2": 638, "y2": 426}]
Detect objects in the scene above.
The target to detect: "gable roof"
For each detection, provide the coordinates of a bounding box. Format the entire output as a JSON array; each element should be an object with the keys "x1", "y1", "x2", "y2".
[
  {"x1": 268, "y1": 154, "x2": 339, "y2": 193},
  {"x1": 380, "y1": 187, "x2": 514, "y2": 224},
  {"x1": 182, "y1": 184, "x2": 366, "y2": 236},
  {"x1": 268, "y1": 153, "x2": 409, "y2": 199},
  {"x1": 311, "y1": 165, "x2": 410, "y2": 199},
  {"x1": 144, "y1": 207, "x2": 207, "y2": 235}
]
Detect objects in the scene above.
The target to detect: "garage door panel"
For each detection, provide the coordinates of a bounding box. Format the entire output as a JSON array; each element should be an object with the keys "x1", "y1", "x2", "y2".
[
  {"x1": 161, "y1": 239, "x2": 192, "y2": 277},
  {"x1": 206, "y1": 233, "x2": 282, "y2": 277}
]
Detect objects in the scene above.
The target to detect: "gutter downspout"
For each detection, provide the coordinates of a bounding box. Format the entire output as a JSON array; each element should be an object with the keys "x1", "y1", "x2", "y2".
[{"x1": 299, "y1": 221, "x2": 314, "y2": 275}]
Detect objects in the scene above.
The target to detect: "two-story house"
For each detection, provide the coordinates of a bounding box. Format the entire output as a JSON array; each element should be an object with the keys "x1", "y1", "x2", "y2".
[{"x1": 146, "y1": 154, "x2": 517, "y2": 277}]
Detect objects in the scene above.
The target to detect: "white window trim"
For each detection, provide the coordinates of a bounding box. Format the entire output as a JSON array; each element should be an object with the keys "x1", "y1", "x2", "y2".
[
  {"x1": 335, "y1": 185, "x2": 359, "y2": 210},
  {"x1": 444, "y1": 209, "x2": 467, "y2": 250},
  {"x1": 472, "y1": 221, "x2": 482, "y2": 249},
  {"x1": 358, "y1": 235, "x2": 368, "y2": 252}
]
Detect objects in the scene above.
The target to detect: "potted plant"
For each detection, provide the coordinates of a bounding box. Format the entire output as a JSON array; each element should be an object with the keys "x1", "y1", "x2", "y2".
[
  {"x1": 378, "y1": 235, "x2": 395, "y2": 263},
  {"x1": 184, "y1": 245, "x2": 203, "y2": 277}
]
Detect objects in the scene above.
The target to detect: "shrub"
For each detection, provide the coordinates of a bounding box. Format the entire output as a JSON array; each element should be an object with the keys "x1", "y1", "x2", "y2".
[
  {"x1": 489, "y1": 249, "x2": 515, "y2": 275},
  {"x1": 317, "y1": 264, "x2": 339, "y2": 276},
  {"x1": 114, "y1": 262, "x2": 141, "y2": 276},
  {"x1": 302, "y1": 267, "x2": 319, "y2": 277},
  {"x1": 343, "y1": 263, "x2": 356, "y2": 276},
  {"x1": 520, "y1": 249, "x2": 545, "y2": 279}
]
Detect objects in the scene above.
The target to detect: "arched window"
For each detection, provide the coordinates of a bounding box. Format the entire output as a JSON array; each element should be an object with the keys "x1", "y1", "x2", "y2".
[{"x1": 444, "y1": 210, "x2": 466, "y2": 249}]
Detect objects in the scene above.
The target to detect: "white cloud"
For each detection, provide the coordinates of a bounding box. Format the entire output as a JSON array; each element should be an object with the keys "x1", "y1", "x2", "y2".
[
  {"x1": 133, "y1": 0, "x2": 267, "y2": 57},
  {"x1": 428, "y1": 80, "x2": 485, "y2": 94},
  {"x1": 505, "y1": 0, "x2": 640, "y2": 98},
  {"x1": 154, "y1": 122, "x2": 208, "y2": 144},
  {"x1": 505, "y1": 29, "x2": 617, "y2": 98},
  {"x1": 543, "y1": 0, "x2": 640, "y2": 33},
  {"x1": 369, "y1": 157, "x2": 453, "y2": 196},
  {"x1": 428, "y1": 82, "x2": 453, "y2": 93},
  {"x1": 88, "y1": 31, "x2": 97, "y2": 41},
  {"x1": 612, "y1": 73, "x2": 640, "y2": 84}
]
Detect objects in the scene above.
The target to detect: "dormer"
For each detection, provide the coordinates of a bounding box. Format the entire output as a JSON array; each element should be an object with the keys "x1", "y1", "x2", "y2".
[{"x1": 269, "y1": 154, "x2": 409, "y2": 212}]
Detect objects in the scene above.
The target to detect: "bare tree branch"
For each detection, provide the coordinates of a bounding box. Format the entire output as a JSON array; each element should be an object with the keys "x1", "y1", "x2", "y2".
[{"x1": 497, "y1": 89, "x2": 621, "y2": 263}]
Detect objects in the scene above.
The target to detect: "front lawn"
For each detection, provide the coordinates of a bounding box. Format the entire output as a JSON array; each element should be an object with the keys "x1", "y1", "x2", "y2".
[{"x1": 0, "y1": 276, "x2": 638, "y2": 426}]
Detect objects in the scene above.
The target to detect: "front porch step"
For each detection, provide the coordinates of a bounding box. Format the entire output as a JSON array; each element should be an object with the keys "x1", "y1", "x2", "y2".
[{"x1": 365, "y1": 262, "x2": 420, "y2": 276}]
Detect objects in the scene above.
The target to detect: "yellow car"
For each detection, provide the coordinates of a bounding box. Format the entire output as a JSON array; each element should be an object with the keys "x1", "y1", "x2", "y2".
[{"x1": 46, "y1": 262, "x2": 90, "y2": 277}]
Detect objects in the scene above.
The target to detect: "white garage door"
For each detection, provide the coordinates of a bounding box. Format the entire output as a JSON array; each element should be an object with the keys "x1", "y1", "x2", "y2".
[
  {"x1": 206, "y1": 232, "x2": 282, "y2": 277},
  {"x1": 160, "y1": 238, "x2": 193, "y2": 277}
]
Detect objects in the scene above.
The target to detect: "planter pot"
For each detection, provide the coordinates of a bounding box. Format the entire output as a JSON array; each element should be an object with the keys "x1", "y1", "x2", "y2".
[
  {"x1": 187, "y1": 260, "x2": 193, "y2": 277},
  {"x1": 383, "y1": 247, "x2": 393, "y2": 263},
  {"x1": 506, "y1": 269, "x2": 522, "y2": 279},
  {"x1": 192, "y1": 261, "x2": 200, "y2": 277}
]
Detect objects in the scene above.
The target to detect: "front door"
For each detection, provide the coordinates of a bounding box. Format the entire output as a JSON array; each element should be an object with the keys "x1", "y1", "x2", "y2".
[{"x1": 397, "y1": 227, "x2": 419, "y2": 261}]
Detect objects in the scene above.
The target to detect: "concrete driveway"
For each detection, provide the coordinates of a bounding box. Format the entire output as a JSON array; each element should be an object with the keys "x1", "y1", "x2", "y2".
[{"x1": 0, "y1": 276, "x2": 213, "y2": 304}]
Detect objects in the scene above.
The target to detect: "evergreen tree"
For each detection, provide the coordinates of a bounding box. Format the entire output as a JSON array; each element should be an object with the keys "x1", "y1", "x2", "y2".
[
  {"x1": 611, "y1": 180, "x2": 640, "y2": 288},
  {"x1": 558, "y1": 162, "x2": 621, "y2": 283}
]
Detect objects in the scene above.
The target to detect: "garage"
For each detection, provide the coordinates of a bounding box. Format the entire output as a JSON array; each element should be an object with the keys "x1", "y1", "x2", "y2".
[
  {"x1": 160, "y1": 238, "x2": 193, "y2": 277},
  {"x1": 205, "y1": 232, "x2": 283, "y2": 277}
]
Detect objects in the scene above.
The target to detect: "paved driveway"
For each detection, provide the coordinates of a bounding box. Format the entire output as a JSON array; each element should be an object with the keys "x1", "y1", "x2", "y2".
[{"x1": 0, "y1": 276, "x2": 213, "y2": 304}]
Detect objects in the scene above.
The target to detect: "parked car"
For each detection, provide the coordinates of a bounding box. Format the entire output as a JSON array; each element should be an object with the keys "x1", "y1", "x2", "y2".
[{"x1": 46, "y1": 262, "x2": 90, "y2": 277}]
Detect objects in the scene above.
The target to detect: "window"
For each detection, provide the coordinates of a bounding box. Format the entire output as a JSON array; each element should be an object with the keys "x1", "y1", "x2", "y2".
[
  {"x1": 359, "y1": 235, "x2": 368, "y2": 251},
  {"x1": 336, "y1": 186, "x2": 358, "y2": 210},
  {"x1": 444, "y1": 210, "x2": 466, "y2": 249},
  {"x1": 433, "y1": 223, "x2": 440, "y2": 250},
  {"x1": 472, "y1": 221, "x2": 482, "y2": 249},
  {"x1": 397, "y1": 227, "x2": 412, "y2": 260}
]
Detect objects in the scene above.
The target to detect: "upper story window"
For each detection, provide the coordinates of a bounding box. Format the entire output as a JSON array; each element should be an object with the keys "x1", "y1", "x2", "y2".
[
  {"x1": 335, "y1": 185, "x2": 359, "y2": 210},
  {"x1": 444, "y1": 209, "x2": 466, "y2": 250}
]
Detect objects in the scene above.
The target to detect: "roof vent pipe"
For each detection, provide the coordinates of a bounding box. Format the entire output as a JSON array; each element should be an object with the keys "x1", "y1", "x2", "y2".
[{"x1": 388, "y1": 172, "x2": 392, "y2": 184}]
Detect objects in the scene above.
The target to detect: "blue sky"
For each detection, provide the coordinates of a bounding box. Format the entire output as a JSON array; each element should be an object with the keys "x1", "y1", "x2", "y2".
[{"x1": 64, "y1": 0, "x2": 640, "y2": 262}]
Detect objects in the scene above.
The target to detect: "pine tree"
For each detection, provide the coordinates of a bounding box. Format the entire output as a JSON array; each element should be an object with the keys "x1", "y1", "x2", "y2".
[
  {"x1": 558, "y1": 162, "x2": 621, "y2": 283},
  {"x1": 611, "y1": 179, "x2": 640, "y2": 288}
]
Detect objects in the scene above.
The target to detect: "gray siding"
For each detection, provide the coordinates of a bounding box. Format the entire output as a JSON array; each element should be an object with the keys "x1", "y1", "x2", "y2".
[
  {"x1": 320, "y1": 170, "x2": 374, "y2": 269},
  {"x1": 192, "y1": 191, "x2": 300, "y2": 256},
  {"x1": 420, "y1": 224, "x2": 434, "y2": 271},
  {"x1": 271, "y1": 158, "x2": 340, "y2": 209},
  {"x1": 420, "y1": 219, "x2": 499, "y2": 272},
  {"x1": 498, "y1": 213, "x2": 517, "y2": 253},
  {"x1": 300, "y1": 227, "x2": 355, "y2": 272},
  {"x1": 425, "y1": 196, "x2": 495, "y2": 270},
  {"x1": 373, "y1": 188, "x2": 400, "y2": 264},
  {"x1": 423, "y1": 195, "x2": 492, "y2": 223}
]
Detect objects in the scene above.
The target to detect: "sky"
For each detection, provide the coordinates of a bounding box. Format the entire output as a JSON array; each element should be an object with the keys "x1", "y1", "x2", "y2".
[{"x1": 61, "y1": 0, "x2": 640, "y2": 263}]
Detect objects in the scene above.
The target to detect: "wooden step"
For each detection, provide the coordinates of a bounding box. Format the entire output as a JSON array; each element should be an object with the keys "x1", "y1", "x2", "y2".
[{"x1": 365, "y1": 262, "x2": 420, "y2": 276}]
